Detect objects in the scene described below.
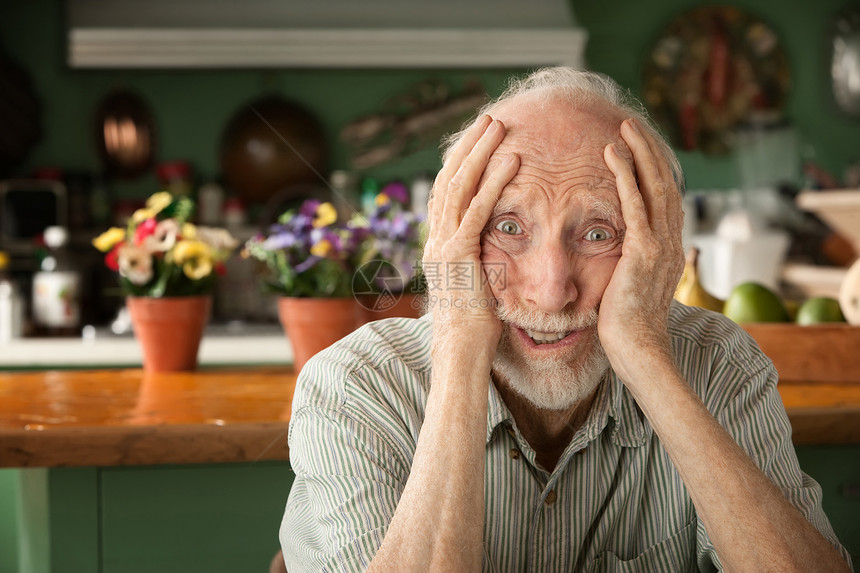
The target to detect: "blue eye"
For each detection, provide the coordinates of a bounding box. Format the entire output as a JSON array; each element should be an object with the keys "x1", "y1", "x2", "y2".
[
  {"x1": 495, "y1": 220, "x2": 521, "y2": 235},
  {"x1": 585, "y1": 228, "x2": 612, "y2": 241}
]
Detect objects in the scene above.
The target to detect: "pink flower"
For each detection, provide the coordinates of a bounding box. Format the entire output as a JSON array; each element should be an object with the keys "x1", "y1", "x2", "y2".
[{"x1": 134, "y1": 218, "x2": 158, "y2": 246}]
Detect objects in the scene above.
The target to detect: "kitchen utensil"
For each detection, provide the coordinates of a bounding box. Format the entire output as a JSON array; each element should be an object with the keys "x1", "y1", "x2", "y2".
[
  {"x1": 219, "y1": 95, "x2": 327, "y2": 204},
  {"x1": 94, "y1": 89, "x2": 156, "y2": 179},
  {"x1": 692, "y1": 207, "x2": 790, "y2": 299}
]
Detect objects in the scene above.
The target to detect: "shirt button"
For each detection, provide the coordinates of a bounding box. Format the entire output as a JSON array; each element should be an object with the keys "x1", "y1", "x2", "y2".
[
  {"x1": 509, "y1": 448, "x2": 520, "y2": 459},
  {"x1": 544, "y1": 490, "x2": 557, "y2": 505}
]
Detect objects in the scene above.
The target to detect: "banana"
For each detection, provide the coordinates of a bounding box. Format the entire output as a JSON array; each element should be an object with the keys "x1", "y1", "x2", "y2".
[
  {"x1": 674, "y1": 247, "x2": 725, "y2": 312},
  {"x1": 838, "y1": 257, "x2": 860, "y2": 325}
]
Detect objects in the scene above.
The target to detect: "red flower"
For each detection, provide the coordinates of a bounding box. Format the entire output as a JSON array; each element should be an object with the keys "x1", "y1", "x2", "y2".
[
  {"x1": 134, "y1": 218, "x2": 158, "y2": 246},
  {"x1": 214, "y1": 262, "x2": 227, "y2": 276},
  {"x1": 105, "y1": 241, "x2": 125, "y2": 271}
]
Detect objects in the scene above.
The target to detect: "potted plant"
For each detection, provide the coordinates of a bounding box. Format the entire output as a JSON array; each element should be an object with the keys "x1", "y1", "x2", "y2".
[
  {"x1": 92, "y1": 191, "x2": 238, "y2": 371},
  {"x1": 352, "y1": 182, "x2": 426, "y2": 322},
  {"x1": 243, "y1": 198, "x2": 367, "y2": 371}
]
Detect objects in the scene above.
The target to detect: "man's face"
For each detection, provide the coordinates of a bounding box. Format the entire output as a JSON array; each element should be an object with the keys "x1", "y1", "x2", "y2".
[{"x1": 480, "y1": 95, "x2": 631, "y2": 410}]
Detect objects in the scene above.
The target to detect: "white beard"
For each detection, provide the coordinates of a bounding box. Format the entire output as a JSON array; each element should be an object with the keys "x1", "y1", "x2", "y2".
[{"x1": 492, "y1": 303, "x2": 610, "y2": 411}]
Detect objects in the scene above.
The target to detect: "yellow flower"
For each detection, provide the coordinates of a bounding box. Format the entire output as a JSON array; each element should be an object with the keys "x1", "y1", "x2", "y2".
[
  {"x1": 374, "y1": 193, "x2": 390, "y2": 207},
  {"x1": 182, "y1": 257, "x2": 212, "y2": 280},
  {"x1": 172, "y1": 240, "x2": 213, "y2": 280},
  {"x1": 312, "y1": 202, "x2": 338, "y2": 229},
  {"x1": 131, "y1": 208, "x2": 156, "y2": 224},
  {"x1": 310, "y1": 239, "x2": 333, "y2": 258},
  {"x1": 146, "y1": 191, "x2": 173, "y2": 214},
  {"x1": 92, "y1": 227, "x2": 126, "y2": 252},
  {"x1": 181, "y1": 223, "x2": 197, "y2": 240}
]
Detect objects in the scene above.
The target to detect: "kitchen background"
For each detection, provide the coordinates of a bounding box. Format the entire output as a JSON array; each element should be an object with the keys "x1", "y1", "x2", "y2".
[{"x1": 0, "y1": 0, "x2": 858, "y2": 332}]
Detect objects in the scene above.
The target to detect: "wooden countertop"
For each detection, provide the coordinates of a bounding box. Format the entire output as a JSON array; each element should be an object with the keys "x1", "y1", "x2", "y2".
[
  {"x1": 0, "y1": 368, "x2": 296, "y2": 468},
  {"x1": 0, "y1": 364, "x2": 857, "y2": 468}
]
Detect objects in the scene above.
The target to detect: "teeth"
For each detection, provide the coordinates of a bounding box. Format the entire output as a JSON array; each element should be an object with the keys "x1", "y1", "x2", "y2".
[{"x1": 525, "y1": 329, "x2": 570, "y2": 345}]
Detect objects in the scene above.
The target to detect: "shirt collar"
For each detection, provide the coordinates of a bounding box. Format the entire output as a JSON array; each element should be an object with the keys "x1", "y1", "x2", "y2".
[
  {"x1": 602, "y1": 371, "x2": 650, "y2": 447},
  {"x1": 484, "y1": 370, "x2": 651, "y2": 448},
  {"x1": 486, "y1": 378, "x2": 513, "y2": 443}
]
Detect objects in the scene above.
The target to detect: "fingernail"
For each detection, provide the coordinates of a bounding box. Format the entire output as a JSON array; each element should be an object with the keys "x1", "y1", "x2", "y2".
[
  {"x1": 504, "y1": 153, "x2": 518, "y2": 165},
  {"x1": 627, "y1": 118, "x2": 640, "y2": 134},
  {"x1": 606, "y1": 143, "x2": 617, "y2": 156}
]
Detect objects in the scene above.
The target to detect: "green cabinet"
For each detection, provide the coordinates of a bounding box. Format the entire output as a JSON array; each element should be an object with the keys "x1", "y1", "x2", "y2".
[
  {"x1": 795, "y1": 445, "x2": 860, "y2": 565},
  {"x1": 2, "y1": 462, "x2": 293, "y2": 573},
  {"x1": 1, "y1": 448, "x2": 857, "y2": 570}
]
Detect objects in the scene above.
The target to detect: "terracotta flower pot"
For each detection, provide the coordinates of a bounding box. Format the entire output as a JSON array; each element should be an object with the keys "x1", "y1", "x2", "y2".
[
  {"x1": 277, "y1": 297, "x2": 361, "y2": 373},
  {"x1": 357, "y1": 292, "x2": 424, "y2": 324},
  {"x1": 126, "y1": 296, "x2": 212, "y2": 372}
]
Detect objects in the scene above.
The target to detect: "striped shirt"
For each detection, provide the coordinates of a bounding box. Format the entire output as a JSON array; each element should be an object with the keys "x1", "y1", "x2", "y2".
[{"x1": 280, "y1": 302, "x2": 851, "y2": 572}]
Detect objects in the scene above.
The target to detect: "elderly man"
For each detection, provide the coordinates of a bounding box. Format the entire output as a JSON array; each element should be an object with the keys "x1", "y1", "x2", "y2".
[{"x1": 280, "y1": 68, "x2": 852, "y2": 572}]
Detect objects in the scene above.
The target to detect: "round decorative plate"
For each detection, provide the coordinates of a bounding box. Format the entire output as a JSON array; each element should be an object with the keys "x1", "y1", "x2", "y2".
[{"x1": 642, "y1": 5, "x2": 790, "y2": 155}]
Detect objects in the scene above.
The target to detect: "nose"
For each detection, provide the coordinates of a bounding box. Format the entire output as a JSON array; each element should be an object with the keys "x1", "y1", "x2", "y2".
[{"x1": 523, "y1": 242, "x2": 578, "y2": 314}]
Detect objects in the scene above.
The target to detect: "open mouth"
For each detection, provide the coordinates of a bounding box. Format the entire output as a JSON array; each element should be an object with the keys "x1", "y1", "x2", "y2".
[{"x1": 523, "y1": 329, "x2": 573, "y2": 345}]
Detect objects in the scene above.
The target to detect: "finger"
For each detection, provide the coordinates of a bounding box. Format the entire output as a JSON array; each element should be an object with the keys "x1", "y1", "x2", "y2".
[
  {"x1": 436, "y1": 114, "x2": 493, "y2": 188},
  {"x1": 605, "y1": 143, "x2": 649, "y2": 237},
  {"x1": 429, "y1": 115, "x2": 493, "y2": 235},
  {"x1": 440, "y1": 119, "x2": 506, "y2": 236},
  {"x1": 459, "y1": 153, "x2": 520, "y2": 237},
  {"x1": 628, "y1": 120, "x2": 685, "y2": 247},
  {"x1": 621, "y1": 119, "x2": 670, "y2": 236}
]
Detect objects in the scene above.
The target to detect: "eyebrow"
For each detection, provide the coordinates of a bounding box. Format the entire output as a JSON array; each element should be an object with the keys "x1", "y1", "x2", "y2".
[{"x1": 491, "y1": 193, "x2": 622, "y2": 226}]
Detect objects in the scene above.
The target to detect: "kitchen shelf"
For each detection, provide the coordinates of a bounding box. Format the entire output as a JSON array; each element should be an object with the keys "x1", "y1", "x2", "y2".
[
  {"x1": 796, "y1": 189, "x2": 860, "y2": 252},
  {"x1": 743, "y1": 323, "x2": 860, "y2": 384}
]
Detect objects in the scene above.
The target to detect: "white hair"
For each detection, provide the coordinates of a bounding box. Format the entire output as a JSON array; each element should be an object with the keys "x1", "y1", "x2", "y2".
[{"x1": 441, "y1": 66, "x2": 684, "y2": 193}]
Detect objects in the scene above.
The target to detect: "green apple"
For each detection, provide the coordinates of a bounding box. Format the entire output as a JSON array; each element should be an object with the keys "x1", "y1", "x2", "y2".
[
  {"x1": 795, "y1": 297, "x2": 847, "y2": 325},
  {"x1": 723, "y1": 282, "x2": 790, "y2": 324}
]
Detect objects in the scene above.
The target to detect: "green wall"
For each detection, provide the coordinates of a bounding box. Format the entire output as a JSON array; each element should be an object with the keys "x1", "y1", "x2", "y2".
[
  {"x1": 1, "y1": 0, "x2": 858, "y2": 198},
  {"x1": 575, "y1": 0, "x2": 860, "y2": 190},
  {"x1": 0, "y1": 0, "x2": 524, "y2": 201}
]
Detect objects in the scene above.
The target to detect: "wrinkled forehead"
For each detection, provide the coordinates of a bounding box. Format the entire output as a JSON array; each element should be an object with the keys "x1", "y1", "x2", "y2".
[{"x1": 487, "y1": 94, "x2": 633, "y2": 166}]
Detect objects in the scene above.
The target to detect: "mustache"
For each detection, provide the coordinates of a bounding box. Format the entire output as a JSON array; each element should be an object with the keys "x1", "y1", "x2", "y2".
[{"x1": 495, "y1": 300, "x2": 599, "y2": 332}]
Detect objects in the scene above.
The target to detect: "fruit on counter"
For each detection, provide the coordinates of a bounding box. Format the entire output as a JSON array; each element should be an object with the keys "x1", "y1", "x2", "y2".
[
  {"x1": 674, "y1": 247, "x2": 724, "y2": 312},
  {"x1": 839, "y1": 257, "x2": 860, "y2": 325},
  {"x1": 795, "y1": 297, "x2": 847, "y2": 325},
  {"x1": 723, "y1": 282, "x2": 790, "y2": 324}
]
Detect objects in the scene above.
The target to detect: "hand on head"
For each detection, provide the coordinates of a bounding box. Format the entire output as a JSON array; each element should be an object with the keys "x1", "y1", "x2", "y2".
[
  {"x1": 423, "y1": 114, "x2": 519, "y2": 343},
  {"x1": 599, "y1": 118, "x2": 685, "y2": 375}
]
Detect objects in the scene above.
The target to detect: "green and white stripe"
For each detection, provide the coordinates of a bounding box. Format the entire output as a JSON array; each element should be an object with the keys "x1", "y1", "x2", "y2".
[{"x1": 281, "y1": 304, "x2": 850, "y2": 572}]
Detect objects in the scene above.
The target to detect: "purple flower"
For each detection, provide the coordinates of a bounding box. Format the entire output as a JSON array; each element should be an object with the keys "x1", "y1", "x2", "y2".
[
  {"x1": 390, "y1": 212, "x2": 410, "y2": 238},
  {"x1": 382, "y1": 181, "x2": 409, "y2": 205},
  {"x1": 299, "y1": 199, "x2": 321, "y2": 217},
  {"x1": 263, "y1": 232, "x2": 298, "y2": 250}
]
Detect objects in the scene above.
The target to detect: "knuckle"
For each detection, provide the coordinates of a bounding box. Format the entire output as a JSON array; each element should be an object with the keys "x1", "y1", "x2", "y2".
[{"x1": 447, "y1": 173, "x2": 466, "y2": 191}]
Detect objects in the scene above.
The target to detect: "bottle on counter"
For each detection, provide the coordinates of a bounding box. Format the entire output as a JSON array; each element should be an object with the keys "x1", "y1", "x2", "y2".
[
  {"x1": 329, "y1": 170, "x2": 359, "y2": 221},
  {"x1": 410, "y1": 171, "x2": 433, "y2": 218},
  {"x1": 32, "y1": 226, "x2": 82, "y2": 337},
  {"x1": 0, "y1": 251, "x2": 24, "y2": 343},
  {"x1": 360, "y1": 177, "x2": 381, "y2": 214},
  {"x1": 197, "y1": 181, "x2": 226, "y2": 226}
]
